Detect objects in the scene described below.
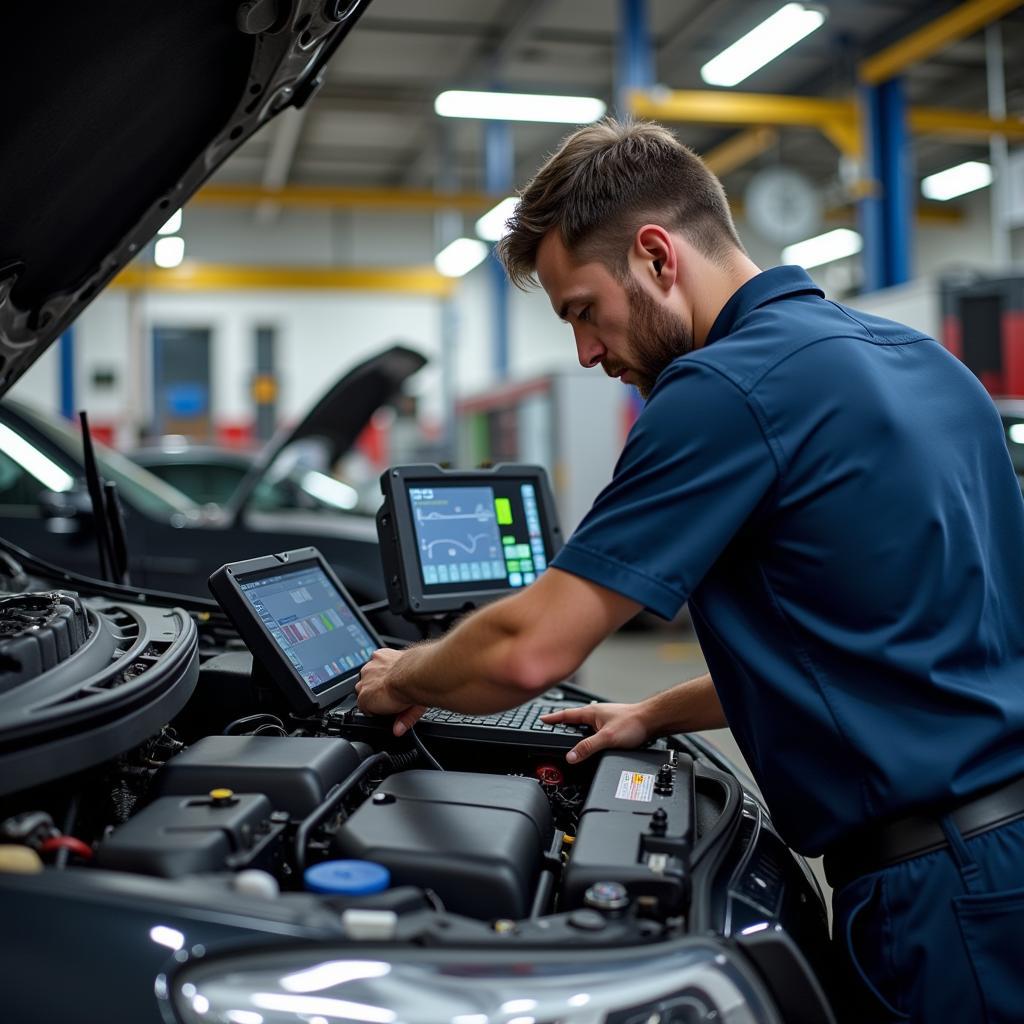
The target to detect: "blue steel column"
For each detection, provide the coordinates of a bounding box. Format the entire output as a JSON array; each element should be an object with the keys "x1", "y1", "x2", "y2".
[
  {"x1": 859, "y1": 78, "x2": 912, "y2": 291},
  {"x1": 59, "y1": 328, "x2": 75, "y2": 420},
  {"x1": 616, "y1": 0, "x2": 654, "y2": 115},
  {"x1": 486, "y1": 118, "x2": 513, "y2": 381}
]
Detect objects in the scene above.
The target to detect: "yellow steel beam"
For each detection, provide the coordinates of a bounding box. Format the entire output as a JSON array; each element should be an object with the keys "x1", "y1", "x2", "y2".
[
  {"x1": 859, "y1": 0, "x2": 1024, "y2": 85},
  {"x1": 908, "y1": 105, "x2": 1024, "y2": 139},
  {"x1": 826, "y1": 203, "x2": 965, "y2": 225},
  {"x1": 629, "y1": 89, "x2": 863, "y2": 157},
  {"x1": 110, "y1": 263, "x2": 455, "y2": 297},
  {"x1": 631, "y1": 88, "x2": 1024, "y2": 157},
  {"x1": 193, "y1": 183, "x2": 500, "y2": 214},
  {"x1": 730, "y1": 199, "x2": 964, "y2": 226},
  {"x1": 703, "y1": 127, "x2": 778, "y2": 177}
]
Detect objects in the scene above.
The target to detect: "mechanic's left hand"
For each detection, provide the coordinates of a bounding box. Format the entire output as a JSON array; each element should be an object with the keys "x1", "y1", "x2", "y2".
[{"x1": 355, "y1": 648, "x2": 427, "y2": 736}]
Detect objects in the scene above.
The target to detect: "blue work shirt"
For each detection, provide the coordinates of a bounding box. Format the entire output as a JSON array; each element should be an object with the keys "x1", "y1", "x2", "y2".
[{"x1": 553, "y1": 265, "x2": 1024, "y2": 855}]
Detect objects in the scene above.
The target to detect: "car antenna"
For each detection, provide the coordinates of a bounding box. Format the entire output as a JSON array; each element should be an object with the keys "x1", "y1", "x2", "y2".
[{"x1": 78, "y1": 410, "x2": 114, "y2": 582}]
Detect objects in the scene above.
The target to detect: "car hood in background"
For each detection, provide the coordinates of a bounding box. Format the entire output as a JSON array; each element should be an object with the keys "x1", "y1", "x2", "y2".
[
  {"x1": 225, "y1": 343, "x2": 428, "y2": 517},
  {"x1": 0, "y1": 0, "x2": 371, "y2": 396}
]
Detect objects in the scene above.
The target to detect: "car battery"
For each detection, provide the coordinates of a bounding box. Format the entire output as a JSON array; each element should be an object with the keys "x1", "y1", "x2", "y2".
[
  {"x1": 154, "y1": 735, "x2": 363, "y2": 817},
  {"x1": 332, "y1": 770, "x2": 553, "y2": 920},
  {"x1": 95, "y1": 792, "x2": 284, "y2": 877},
  {"x1": 562, "y1": 750, "x2": 694, "y2": 916}
]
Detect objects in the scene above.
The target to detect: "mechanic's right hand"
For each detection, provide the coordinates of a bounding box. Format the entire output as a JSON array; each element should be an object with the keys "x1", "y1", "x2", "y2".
[{"x1": 541, "y1": 702, "x2": 650, "y2": 764}]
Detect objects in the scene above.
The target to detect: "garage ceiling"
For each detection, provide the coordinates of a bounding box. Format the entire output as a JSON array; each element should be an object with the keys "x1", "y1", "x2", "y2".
[{"x1": 214, "y1": 0, "x2": 1024, "y2": 204}]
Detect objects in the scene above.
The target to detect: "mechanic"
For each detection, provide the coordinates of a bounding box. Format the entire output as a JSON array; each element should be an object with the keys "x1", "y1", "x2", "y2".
[{"x1": 355, "y1": 118, "x2": 1024, "y2": 1023}]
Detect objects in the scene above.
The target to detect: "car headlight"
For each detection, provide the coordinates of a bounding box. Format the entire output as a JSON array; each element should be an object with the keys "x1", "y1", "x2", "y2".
[{"x1": 167, "y1": 937, "x2": 780, "y2": 1024}]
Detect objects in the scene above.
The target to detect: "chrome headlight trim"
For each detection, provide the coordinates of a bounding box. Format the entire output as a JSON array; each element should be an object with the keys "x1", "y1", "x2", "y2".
[{"x1": 168, "y1": 937, "x2": 780, "y2": 1024}]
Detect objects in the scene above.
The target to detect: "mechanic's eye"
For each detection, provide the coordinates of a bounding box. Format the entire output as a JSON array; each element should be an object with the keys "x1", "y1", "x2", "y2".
[{"x1": 577, "y1": 305, "x2": 593, "y2": 323}]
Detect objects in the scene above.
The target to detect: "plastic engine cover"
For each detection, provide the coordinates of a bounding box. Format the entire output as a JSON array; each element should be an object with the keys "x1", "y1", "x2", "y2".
[
  {"x1": 154, "y1": 735, "x2": 363, "y2": 817},
  {"x1": 95, "y1": 793, "x2": 278, "y2": 877},
  {"x1": 332, "y1": 770, "x2": 553, "y2": 919}
]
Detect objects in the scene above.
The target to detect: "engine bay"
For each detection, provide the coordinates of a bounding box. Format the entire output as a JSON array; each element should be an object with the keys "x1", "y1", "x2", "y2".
[{"x1": 0, "y1": 556, "x2": 835, "y2": 1022}]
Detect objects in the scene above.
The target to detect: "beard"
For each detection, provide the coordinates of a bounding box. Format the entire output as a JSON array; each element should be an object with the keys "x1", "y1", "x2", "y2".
[{"x1": 608, "y1": 279, "x2": 695, "y2": 399}]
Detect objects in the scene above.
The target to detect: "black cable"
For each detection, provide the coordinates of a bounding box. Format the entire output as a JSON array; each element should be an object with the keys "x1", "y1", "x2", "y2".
[
  {"x1": 223, "y1": 713, "x2": 286, "y2": 735},
  {"x1": 294, "y1": 751, "x2": 392, "y2": 873},
  {"x1": 408, "y1": 726, "x2": 444, "y2": 771}
]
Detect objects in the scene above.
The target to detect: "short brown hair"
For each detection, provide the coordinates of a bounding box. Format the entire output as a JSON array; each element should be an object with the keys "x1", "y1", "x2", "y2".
[{"x1": 497, "y1": 117, "x2": 744, "y2": 289}]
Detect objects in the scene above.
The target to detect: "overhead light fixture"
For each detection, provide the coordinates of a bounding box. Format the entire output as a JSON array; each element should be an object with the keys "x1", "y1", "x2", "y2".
[
  {"x1": 154, "y1": 236, "x2": 185, "y2": 269},
  {"x1": 920, "y1": 161, "x2": 992, "y2": 201},
  {"x1": 701, "y1": 3, "x2": 826, "y2": 88},
  {"x1": 435, "y1": 237, "x2": 489, "y2": 277},
  {"x1": 475, "y1": 197, "x2": 519, "y2": 242},
  {"x1": 435, "y1": 90, "x2": 606, "y2": 124},
  {"x1": 782, "y1": 227, "x2": 862, "y2": 268},
  {"x1": 158, "y1": 209, "x2": 182, "y2": 235}
]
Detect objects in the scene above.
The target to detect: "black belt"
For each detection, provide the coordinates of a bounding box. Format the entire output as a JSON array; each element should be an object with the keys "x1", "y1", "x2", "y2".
[{"x1": 823, "y1": 775, "x2": 1024, "y2": 892}]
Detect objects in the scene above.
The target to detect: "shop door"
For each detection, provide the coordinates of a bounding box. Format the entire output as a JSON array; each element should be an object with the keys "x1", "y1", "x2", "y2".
[{"x1": 152, "y1": 326, "x2": 212, "y2": 441}]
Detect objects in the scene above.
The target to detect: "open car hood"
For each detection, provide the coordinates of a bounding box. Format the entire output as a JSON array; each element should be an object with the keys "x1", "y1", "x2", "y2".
[
  {"x1": 225, "y1": 343, "x2": 427, "y2": 515},
  {"x1": 0, "y1": 0, "x2": 371, "y2": 396}
]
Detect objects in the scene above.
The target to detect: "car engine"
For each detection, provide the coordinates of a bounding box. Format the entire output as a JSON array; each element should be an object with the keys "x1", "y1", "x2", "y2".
[{"x1": 0, "y1": 556, "x2": 835, "y2": 1022}]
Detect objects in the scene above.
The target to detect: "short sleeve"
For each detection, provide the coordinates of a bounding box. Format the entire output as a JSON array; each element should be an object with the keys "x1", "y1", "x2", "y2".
[{"x1": 552, "y1": 364, "x2": 779, "y2": 618}]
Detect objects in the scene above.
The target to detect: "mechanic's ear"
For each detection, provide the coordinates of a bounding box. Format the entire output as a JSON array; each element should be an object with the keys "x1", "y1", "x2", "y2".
[{"x1": 634, "y1": 225, "x2": 676, "y2": 291}]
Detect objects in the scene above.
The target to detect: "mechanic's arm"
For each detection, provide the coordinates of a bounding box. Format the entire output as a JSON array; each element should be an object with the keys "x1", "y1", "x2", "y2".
[
  {"x1": 541, "y1": 673, "x2": 727, "y2": 763},
  {"x1": 355, "y1": 567, "x2": 638, "y2": 722}
]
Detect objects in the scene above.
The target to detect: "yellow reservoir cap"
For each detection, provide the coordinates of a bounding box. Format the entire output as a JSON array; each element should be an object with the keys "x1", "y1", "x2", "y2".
[{"x1": 209, "y1": 788, "x2": 235, "y2": 804}]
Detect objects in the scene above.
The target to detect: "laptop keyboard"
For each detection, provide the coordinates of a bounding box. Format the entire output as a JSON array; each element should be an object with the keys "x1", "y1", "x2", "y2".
[
  {"x1": 420, "y1": 701, "x2": 586, "y2": 736},
  {"x1": 332, "y1": 695, "x2": 590, "y2": 750}
]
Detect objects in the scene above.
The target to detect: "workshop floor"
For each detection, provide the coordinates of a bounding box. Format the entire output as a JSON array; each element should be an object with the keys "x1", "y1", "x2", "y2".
[{"x1": 580, "y1": 629, "x2": 832, "y2": 915}]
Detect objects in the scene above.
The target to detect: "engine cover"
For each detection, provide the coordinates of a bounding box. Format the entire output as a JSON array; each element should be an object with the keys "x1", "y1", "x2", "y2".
[{"x1": 332, "y1": 770, "x2": 553, "y2": 919}]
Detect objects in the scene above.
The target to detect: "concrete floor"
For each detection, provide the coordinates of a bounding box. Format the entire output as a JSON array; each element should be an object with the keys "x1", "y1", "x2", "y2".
[{"x1": 578, "y1": 628, "x2": 832, "y2": 911}]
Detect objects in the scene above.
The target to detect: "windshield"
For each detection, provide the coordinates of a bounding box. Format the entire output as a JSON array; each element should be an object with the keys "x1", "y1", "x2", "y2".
[{"x1": 7, "y1": 402, "x2": 198, "y2": 519}]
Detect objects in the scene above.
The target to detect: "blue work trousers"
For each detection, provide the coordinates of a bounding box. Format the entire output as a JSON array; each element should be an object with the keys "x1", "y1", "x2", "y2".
[{"x1": 831, "y1": 815, "x2": 1024, "y2": 1022}]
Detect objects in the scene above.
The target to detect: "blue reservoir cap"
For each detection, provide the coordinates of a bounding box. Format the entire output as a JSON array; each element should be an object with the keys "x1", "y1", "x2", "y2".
[{"x1": 304, "y1": 859, "x2": 391, "y2": 896}]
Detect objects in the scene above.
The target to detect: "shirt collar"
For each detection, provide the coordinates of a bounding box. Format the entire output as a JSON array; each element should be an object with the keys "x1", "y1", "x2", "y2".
[{"x1": 703, "y1": 265, "x2": 825, "y2": 348}]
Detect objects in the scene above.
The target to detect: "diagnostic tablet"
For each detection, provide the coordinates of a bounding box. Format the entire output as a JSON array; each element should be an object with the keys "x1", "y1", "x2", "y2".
[
  {"x1": 376, "y1": 464, "x2": 563, "y2": 619},
  {"x1": 208, "y1": 547, "x2": 382, "y2": 714}
]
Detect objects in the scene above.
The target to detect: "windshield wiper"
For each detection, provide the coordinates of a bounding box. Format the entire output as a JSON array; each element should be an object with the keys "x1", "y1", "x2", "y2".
[{"x1": 79, "y1": 411, "x2": 131, "y2": 586}]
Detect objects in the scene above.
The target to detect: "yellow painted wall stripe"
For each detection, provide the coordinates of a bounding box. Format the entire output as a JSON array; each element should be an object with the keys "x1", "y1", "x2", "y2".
[
  {"x1": 111, "y1": 263, "x2": 455, "y2": 297},
  {"x1": 193, "y1": 183, "x2": 501, "y2": 214}
]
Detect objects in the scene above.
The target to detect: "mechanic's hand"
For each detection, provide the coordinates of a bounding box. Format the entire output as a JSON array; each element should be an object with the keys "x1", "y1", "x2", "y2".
[
  {"x1": 541, "y1": 702, "x2": 650, "y2": 764},
  {"x1": 355, "y1": 648, "x2": 426, "y2": 736}
]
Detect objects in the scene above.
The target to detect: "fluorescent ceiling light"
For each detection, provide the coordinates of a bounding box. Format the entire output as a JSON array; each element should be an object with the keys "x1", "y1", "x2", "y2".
[
  {"x1": 435, "y1": 90, "x2": 606, "y2": 124},
  {"x1": 0, "y1": 422, "x2": 74, "y2": 492},
  {"x1": 475, "y1": 197, "x2": 519, "y2": 242},
  {"x1": 921, "y1": 161, "x2": 992, "y2": 201},
  {"x1": 1009, "y1": 423, "x2": 1024, "y2": 445},
  {"x1": 300, "y1": 471, "x2": 359, "y2": 511},
  {"x1": 157, "y1": 209, "x2": 182, "y2": 235},
  {"x1": 154, "y1": 236, "x2": 185, "y2": 268},
  {"x1": 783, "y1": 227, "x2": 862, "y2": 268},
  {"x1": 435, "y1": 237, "x2": 489, "y2": 277},
  {"x1": 701, "y1": 3, "x2": 826, "y2": 87}
]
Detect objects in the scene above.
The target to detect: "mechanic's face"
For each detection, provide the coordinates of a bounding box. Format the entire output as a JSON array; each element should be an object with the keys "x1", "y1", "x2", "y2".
[{"x1": 536, "y1": 230, "x2": 693, "y2": 399}]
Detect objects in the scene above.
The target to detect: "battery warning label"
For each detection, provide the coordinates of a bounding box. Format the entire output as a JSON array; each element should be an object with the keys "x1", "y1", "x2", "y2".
[{"x1": 616, "y1": 770, "x2": 654, "y2": 802}]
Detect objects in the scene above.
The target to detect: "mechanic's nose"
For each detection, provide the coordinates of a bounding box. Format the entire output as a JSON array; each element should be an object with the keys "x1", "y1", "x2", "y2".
[{"x1": 574, "y1": 329, "x2": 604, "y2": 369}]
